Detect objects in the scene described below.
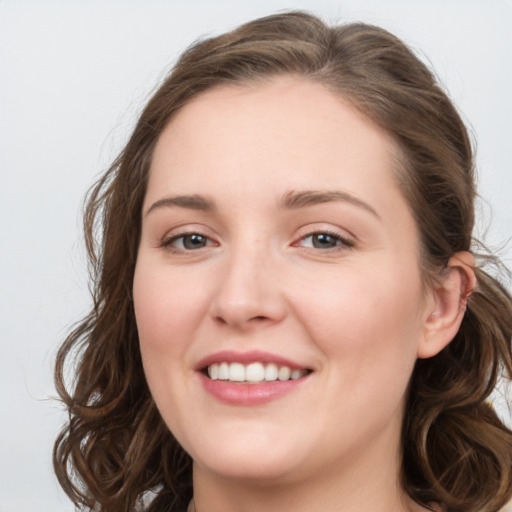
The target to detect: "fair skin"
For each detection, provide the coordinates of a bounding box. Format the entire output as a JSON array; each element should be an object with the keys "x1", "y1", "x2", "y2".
[{"x1": 133, "y1": 76, "x2": 474, "y2": 512}]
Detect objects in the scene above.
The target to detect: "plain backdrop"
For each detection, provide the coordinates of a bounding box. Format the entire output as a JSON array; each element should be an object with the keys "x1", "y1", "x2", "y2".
[{"x1": 1, "y1": 1, "x2": 511, "y2": 511}]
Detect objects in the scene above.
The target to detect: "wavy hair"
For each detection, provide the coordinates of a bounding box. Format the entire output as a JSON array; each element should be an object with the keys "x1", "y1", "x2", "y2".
[{"x1": 54, "y1": 11, "x2": 512, "y2": 512}]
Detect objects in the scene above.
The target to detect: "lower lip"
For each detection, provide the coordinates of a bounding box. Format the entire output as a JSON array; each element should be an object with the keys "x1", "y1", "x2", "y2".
[{"x1": 199, "y1": 373, "x2": 310, "y2": 406}]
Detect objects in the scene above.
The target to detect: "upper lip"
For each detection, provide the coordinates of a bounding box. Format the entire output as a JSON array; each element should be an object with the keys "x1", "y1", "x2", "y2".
[{"x1": 195, "y1": 350, "x2": 311, "y2": 371}]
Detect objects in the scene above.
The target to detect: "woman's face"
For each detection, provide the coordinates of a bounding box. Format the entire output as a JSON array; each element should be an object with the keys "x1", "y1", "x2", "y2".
[{"x1": 134, "y1": 77, "x2": 433, "y2": 484}]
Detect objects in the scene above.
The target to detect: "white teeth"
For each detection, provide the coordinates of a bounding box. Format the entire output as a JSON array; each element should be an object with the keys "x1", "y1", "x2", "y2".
[
  {"x1": 278, "y1": 366, "x2": 291, "y2": 381},
  {"x1": 246, "y1": 362, "x2": 265, "y2": 382},
  {"x1": 264, "y1": 363, "x2": 278, "y2": 381},
  {"x1": 229, "y1": 362, "x2": 245, "y2": 382},
  {"x1": 218, "y1": 362, "x2": 229, "y2": 380},
  {"x1": 207, "y1": 362, "x2": 308, "y2": 383},
  {"x1": 208, "y1": 364, "x2": 219, "y2": 380},
  {"x1": 290, "y1": 369, "x2": 302, "y2": 380}
]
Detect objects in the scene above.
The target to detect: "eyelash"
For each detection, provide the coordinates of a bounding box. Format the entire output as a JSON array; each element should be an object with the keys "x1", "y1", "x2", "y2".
[
  {"x1": 161, "y1": 232, "x2": 216, "y2": 252},
  {"x1": 295, "y1": 230, "x2": 355, "y2": 251},
  {"x1": 161, "y1": 229, "x2": 354, "y2": 253}
]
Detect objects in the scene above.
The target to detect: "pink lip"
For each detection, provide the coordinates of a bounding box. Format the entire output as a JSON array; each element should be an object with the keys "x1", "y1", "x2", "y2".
[
  {"x1": 195, "y1": 350, "x2": 308, "y2": 371},
  {"x1": 199, "y1": 373, "x2": 311, "y2": 406},
  {"x1": 195, "y1": 350, "x2": 312, "y2": 406}
]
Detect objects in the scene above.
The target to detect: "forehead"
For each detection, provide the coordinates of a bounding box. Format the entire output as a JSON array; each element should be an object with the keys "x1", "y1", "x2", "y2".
[{"x1": 146, "y1": 76, "x2": 405, "y2": 216}]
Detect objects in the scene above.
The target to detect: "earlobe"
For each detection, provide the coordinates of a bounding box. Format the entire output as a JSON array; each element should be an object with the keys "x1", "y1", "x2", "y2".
[{"x1": 417, "y1": 252, "x2": 476, "y2": 359}]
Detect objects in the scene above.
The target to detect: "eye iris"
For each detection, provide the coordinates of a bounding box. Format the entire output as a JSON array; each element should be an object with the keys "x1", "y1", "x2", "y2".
[
  {"x1": 313, "y1": 233, "x2": 338, "y2": 248},
  {"x1": 183, "y1": 234, "x2": 207, "y2": 249}
]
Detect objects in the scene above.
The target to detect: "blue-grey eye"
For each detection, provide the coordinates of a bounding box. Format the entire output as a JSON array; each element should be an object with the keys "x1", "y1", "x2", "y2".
[
  {"x1": 181, "y1": 233, "x2": 208, "y2": 249},
  {"x1": 310, "y1": 233, "x2": 341, "y2": 249}
]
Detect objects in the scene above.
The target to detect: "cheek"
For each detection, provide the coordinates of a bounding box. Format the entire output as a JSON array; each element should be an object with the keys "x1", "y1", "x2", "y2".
[
  {"x1": 293, "y1": 260, "x2": 424, "y2": 375},
  {"x1": 133, "y1": 262, "x2": 208, "y2": 356},
  {"x1": 133, "y1": 262, "x2": 206, "y2": 429}
]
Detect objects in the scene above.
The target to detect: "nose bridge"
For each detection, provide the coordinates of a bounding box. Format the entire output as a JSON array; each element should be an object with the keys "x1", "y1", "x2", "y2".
[{"x1": 210, "y1": 233, "x2": 285, "y2": 328}]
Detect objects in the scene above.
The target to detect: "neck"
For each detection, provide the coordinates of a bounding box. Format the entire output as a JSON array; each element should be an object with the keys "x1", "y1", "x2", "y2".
[{"x1": 189, "y1": 497, "x2": 436, "y2": 512}]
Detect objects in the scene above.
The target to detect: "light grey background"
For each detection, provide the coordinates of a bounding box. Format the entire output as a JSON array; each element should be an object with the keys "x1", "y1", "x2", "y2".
[{"x1": 1, "y1": 1, "x2": 511, "y2": 510}]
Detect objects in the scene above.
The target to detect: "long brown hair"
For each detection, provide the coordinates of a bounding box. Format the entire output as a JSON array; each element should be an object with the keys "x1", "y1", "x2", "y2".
[{"x1": 54, "y1": 11, "x2": 512, "y2": 512}]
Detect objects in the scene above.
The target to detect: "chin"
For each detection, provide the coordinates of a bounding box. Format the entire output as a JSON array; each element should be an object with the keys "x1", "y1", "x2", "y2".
[
  {"x1": 184, "y1": 427, "x2": 310, "y2": 483},
  {"x1": 196, "y1": 454, "x2": 302, "y2": 484}
]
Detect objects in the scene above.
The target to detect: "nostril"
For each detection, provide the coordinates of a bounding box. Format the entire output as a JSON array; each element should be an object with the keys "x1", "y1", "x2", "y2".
[{"x1": 214, "y1": 314, "x2": 270, "y2": 328}]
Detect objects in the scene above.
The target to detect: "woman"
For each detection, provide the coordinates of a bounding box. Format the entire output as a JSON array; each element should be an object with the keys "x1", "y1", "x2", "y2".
[{"x1": 54, "y1": 11, "x2": 512, "y2": 512}]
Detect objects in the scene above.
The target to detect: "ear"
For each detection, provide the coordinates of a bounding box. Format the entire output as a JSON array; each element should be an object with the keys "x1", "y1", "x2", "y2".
[{"x1": 417, "y1": 251, "x2": 476, "y2": 359}]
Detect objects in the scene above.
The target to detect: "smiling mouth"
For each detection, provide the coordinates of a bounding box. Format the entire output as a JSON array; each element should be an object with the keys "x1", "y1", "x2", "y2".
[{"x1": 205, "y1": 362, "x2": 312, "y2": 384}]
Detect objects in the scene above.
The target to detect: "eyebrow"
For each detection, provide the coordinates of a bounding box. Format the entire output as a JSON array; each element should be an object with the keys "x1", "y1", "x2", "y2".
[
  {"x1": 279, "y1": 190, "x2": 380, "y2": 218},
  {"x1": 145, "y1": 194, "x2": 216, "y2": 216},
  {"x1": 144, "y1": 189, "x2": 379, "y2": 218}
]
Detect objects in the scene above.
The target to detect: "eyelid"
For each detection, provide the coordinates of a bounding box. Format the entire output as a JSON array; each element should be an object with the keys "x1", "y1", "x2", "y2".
[
  {"x1": 162, "y1": 232, "x2": 214, "y2": 248},
  {"x1": 292, "y1": 226, "x2": 356, "y2": 251},
  {"x1": 157, "y1": 223, "x2": 355, "y2": 253},
  {"x1": 159, "y1": 225, "x2": 220, "y2": 252}
]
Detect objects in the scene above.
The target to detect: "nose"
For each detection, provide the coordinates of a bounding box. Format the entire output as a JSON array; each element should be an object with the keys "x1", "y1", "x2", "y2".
[{"x1": 209, "y1": 243, "x2": 287, "y2": 330}]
